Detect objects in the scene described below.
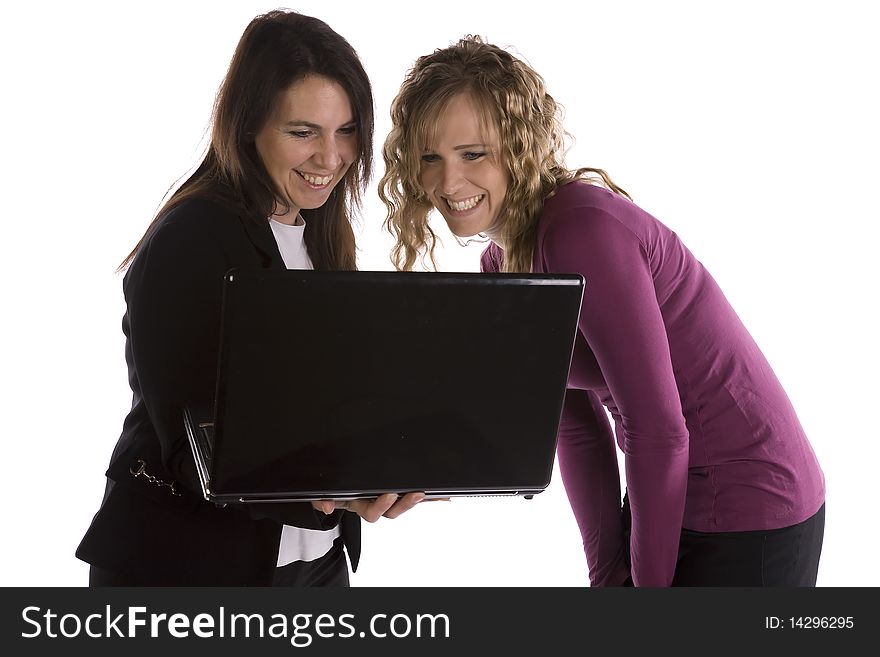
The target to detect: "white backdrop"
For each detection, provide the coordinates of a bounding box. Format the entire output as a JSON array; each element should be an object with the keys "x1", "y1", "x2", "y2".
[{"x1": 1, "y1": 0, "x2": 877, "y2": 587}]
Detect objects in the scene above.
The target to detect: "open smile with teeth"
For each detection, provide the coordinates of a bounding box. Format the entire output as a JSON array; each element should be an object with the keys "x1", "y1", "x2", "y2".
[
  {"x1": 296, "y1": 170, "x2": 334, "y2": 187},
  {"x1": 445, "y1": 194, "x2": 484, "y2": 212}
]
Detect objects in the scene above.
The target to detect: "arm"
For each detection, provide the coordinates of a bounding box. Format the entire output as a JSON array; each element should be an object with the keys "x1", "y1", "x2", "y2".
[
  {"x1": 124, "y1": 203, "x2": 337, "y2": 529},
  {"x1": 483, "y1": 242, "x2": 628, "y2": 585},
  {"x1": 541, "y1": 207, "x2": 689, "y2": 587},
  {"x1": 557, "y1": 388, "x2": 630, "y2": 586}
]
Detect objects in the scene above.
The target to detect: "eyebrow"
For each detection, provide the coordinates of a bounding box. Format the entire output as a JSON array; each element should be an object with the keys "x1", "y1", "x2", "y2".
[
  {"x1": 283, "y1": 120, "x2": 356, "y2": 129},
  {"x1": 422, "y1": 143, "x2": 489, "y2": 151}
]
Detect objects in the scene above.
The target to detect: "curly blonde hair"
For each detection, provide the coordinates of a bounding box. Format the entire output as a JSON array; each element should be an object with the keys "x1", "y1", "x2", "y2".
[{"x1": 380, "y1": 36, "x2": 629, "y2": 273}]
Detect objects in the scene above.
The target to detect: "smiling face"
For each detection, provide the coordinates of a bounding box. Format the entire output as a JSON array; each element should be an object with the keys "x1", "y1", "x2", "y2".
[
  {"x1": 418, "y1": 93, "x2": 509, "y2": 239},
  {"x1": 255, "y1": 75, "x2": 357, "y2": 224}
]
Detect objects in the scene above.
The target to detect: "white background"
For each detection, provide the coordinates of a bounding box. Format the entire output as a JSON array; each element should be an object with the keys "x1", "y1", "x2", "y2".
[{"x1": 1, "y1": 0, "x2": 877, "y2": 587}]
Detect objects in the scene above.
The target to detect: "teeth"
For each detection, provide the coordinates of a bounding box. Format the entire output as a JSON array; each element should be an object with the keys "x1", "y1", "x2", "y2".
[
  {"x1": 298, "y1": 171, "x2": 334, "y2": 186},
  {"x1": 447, "y1": 195, "x2": 484, "y2": 211}
]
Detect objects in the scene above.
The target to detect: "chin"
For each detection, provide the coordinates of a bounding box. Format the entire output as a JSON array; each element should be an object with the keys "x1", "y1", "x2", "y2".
[{"x1": 444, "y1": 219, "x2": 481, "y2": 239}]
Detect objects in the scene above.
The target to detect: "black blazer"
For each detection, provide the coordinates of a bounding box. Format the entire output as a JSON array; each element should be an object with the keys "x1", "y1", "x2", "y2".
[{"x1": 76, "y1": 194, "x2": 360, "y2": 585}]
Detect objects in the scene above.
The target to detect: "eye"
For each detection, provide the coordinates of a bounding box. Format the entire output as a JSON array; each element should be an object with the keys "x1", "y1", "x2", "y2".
[
  {"x1": 421, "y1": 153, "x2": 440, "y2": 163},
  {"x1": 288, "y1": 129, "x2": 314, "y2": 139},
  {"x1": 337, "y1": 125, "x2": 357, "y2": 136},
  {"x1": 463, "y1": 151, "x2": 487, "y2": 161}
]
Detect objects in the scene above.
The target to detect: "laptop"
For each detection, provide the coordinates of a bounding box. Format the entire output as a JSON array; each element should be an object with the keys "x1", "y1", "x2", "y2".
[{"x1": 184, "y1": 268, "x2": 584, "y2": 505}]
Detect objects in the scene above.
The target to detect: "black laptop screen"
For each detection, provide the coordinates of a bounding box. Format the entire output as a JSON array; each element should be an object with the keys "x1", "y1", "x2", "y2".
[{"x1": 208, "y1": 269, "x2": 583, "y2": 499}]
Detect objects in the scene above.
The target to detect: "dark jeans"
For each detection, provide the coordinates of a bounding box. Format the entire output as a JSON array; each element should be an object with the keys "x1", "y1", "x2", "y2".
[
  {"x1": 622, "y1": 494, "x2": 825, "y2": 586},
  {"x1": 89, "y1": 536, "x2": 350, "y2": 587}
]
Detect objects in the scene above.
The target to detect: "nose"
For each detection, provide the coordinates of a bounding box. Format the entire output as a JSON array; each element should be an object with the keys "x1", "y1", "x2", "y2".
[
  {"x1": 439, "y1": 161, "x2": 464, "y2": 196},
  {"x1": 312, "y1": 135, "x2": 342, "y2": 171}
]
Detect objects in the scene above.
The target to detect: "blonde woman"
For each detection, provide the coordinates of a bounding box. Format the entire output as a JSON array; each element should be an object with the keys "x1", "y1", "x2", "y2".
[{"x1": 380, "y1": 37, "x2": 825, "y2": 587}]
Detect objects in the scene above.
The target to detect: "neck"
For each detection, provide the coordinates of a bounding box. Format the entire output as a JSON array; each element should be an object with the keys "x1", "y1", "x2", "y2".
[{"x1": 270, "y1": 203, "x2": 304, "y2": 226}]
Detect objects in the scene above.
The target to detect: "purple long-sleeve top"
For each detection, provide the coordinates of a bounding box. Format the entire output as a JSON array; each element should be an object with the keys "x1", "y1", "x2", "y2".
[{"x1": 481, "y1": 181, "x2": 825, "y2": 587}]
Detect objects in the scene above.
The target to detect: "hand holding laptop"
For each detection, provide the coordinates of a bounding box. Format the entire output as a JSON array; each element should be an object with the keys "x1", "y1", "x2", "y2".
[{"x1": 312, "y1": 492, "x2": 426, "y2": 521}]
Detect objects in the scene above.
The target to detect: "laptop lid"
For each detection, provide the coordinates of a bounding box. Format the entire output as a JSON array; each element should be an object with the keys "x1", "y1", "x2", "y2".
[{"x1": 187, "y1": 268, "x2": 584, "y2": 503}]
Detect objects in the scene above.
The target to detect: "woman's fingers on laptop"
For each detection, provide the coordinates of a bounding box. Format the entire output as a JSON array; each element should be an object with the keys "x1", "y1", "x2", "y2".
[
  {"x1": 311, "y1": 492, "x2": 428, "y2": 522},
  {"x1": 311, "y1": 500, "x2": 337, "y2": 515},
  {"x1": 382, "y1": 492, "x2": 426, "y2": 519},
  {"x1": 345, "y1": 493, "x2": 400, "y2": 522},
  {"x1": 311, "y1": 494, "x2": 396, "y2": 522}
]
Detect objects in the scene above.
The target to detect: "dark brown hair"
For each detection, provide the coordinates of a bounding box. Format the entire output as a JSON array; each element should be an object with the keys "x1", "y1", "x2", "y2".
[{"x1": 120, "y1": 9, "x2": 373, "y2": 271}]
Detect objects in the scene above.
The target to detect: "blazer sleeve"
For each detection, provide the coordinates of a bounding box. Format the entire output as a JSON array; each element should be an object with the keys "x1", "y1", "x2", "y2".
[
  {"x1": 123, "y1": 202, "x2": 341, "y2": 530},
  {"x1": 540, "y1": 207, "x2": 689, "y2": 587}
]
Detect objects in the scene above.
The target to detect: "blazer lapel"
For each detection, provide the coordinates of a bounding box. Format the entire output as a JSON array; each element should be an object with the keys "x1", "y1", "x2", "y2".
[{"x1": 239, "y1": 213, "x2": 286, "y2": 270}]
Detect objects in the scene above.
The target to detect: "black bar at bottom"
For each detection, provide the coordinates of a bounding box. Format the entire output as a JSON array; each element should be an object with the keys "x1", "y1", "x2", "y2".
[{"x1": 2, "y1": 587, "x2": 874, "y2": 655}]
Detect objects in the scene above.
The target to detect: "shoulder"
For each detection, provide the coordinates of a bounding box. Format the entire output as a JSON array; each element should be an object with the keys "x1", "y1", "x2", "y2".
[
  {"x1": 540, "y1": 181, "x2": 644, "y2": 246},
  {"x1": 137, "y1": 196, "x2": 252, "y2": 265},
  {"x1": 154, "y1": 196, "x2": 244, "y2": 241},
  {"x1": 534, "y1": 181, "x2": 665, "y2": 274},
  {"x1": 546, "y1": 179, "x2": 623, "y2": 210},
  {"x1": 126, "y1": 195, "x2": 250, "y2": 285}
]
